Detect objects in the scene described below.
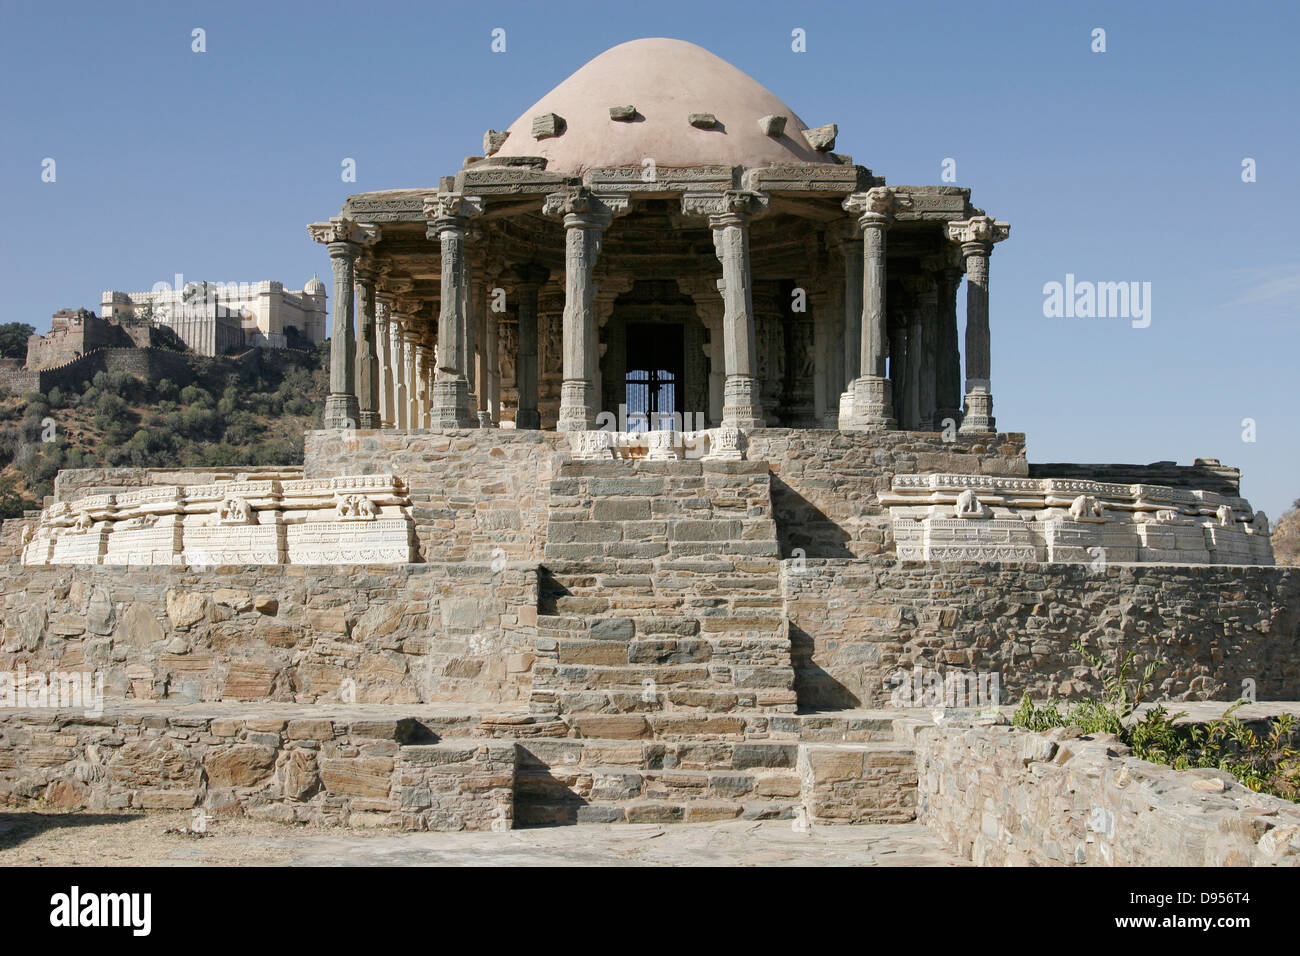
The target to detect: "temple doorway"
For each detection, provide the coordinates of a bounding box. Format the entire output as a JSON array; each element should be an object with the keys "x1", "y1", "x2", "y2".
[{"x1": 625, "y1": 322, "x2": 683, "y2": 431}]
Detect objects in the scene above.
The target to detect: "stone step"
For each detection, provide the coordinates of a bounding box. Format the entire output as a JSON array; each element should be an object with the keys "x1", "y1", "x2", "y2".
[
  {"x1": 797, "y1": 741, "x2": 919, "y2": 825},
  {"x1": 772, "y1": 712, "x2": 902, "y2": 743}
]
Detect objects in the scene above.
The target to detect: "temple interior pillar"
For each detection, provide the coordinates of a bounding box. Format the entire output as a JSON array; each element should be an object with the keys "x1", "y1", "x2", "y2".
[
  {"x1": 512, "y1": 265, "x2": 546, "y2": 429},
  {"x1": 427, "y1": 195, "x2": 480, "y2": 429},
  {"x1": 375, "y1": 297, "x2": 392, "y2": 427},
  {"x1": 355, "y1": 271, "x2": 380, "y2": 428}
]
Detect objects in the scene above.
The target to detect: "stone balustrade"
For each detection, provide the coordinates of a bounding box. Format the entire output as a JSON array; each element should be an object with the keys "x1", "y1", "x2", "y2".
[
  {"x1": 882, "y1": 473, "x2": 1273, "y2": 565},
  {"x1": 22, "y1": 474, "x2": 416, "y2": 567}
]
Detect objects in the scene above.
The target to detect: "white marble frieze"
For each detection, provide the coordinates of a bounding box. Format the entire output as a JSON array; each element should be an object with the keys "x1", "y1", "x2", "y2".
[
  {"x1": 22, "y1": 474, "x2": 416, "y2": 567},
  {"x1": 567, "y1": 427, "x2": 745, "y2": 461},
  {"x1": 883, "y1": 474, "x2": 1273, "y2": 565}
]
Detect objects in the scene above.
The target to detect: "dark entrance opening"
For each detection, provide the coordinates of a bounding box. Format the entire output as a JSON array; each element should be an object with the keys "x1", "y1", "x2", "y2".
[{"x1": 624, "y1": 322, "x2": 683, "y2": 431}]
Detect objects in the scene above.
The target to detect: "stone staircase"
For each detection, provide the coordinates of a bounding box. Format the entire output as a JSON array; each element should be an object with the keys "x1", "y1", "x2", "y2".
[
  {"x1": 509, "y1": 710, "x2": 921, "y2": 826},
  {"x1": 0, "y1": 700, "x2": 923, "y2": 831},
  {"x1": 530, "y1": 458, "x2": 797, "y2": 719}
]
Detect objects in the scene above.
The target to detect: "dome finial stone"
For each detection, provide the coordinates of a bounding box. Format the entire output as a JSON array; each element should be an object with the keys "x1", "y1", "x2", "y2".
[
  {"x1": 803, "y1": 123, "x2": 837, "y2": 151},
  {"x1": 758, "y1": 114, "x2": 786, "y2": 137},
  {"x1": 483, "y1": 130, "x2": 510, "y2": 155},
  {"x1": 531, "y1": 113, "x2": 566, "y2": 140}
]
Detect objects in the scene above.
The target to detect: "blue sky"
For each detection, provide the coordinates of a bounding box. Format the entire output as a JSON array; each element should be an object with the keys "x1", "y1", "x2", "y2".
[{"x1": 2, "y1": 0, "x2": 1296, "y2": 517}]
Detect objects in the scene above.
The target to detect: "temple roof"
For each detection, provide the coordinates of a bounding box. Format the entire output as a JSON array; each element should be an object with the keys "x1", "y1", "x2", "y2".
[{"x1": 488, "y1": 38, "x2": 837, "y2": 175}]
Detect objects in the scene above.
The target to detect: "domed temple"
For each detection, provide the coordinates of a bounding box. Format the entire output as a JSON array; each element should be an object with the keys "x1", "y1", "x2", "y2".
[
  {"x1": 310, "y1": 37, "x2": 1004, "y2": 438},
  {"x1": 3, "y1": 40, "x2": 1294, "y2": 841}
]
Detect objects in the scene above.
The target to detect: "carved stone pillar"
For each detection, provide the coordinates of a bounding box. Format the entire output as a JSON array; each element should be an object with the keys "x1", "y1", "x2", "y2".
[
  {"x1": 402, "y1": 328, "x2": 420, "y2": 429},
  {"x1": 308, "y1": 218, "x2": 376, "y2": 429},
  {"x1": 512, "y1": 265, "x2": 547, "y2": 429},
  {"x1": 901, "y1": 277, "x2": 925, "y2": 430},
  {"x1": 811, "y1": 287, "x2": 837, "y2": 427},
  {"x1": 837, "y1": 227, "x2": 863, "y2": 425},
  {"x1": 947, "y1": 216, "x2": 1010, "y2": 434},
  {"x1": 545, "y1": 189, "x2": 613, "y2": 432},
  {"x1": 889, "y1": 322, "x2": 907, "y2": 427},
  {"x1": 682, "y1": 279, "x2": 725, "y2": 428},
  {"x1": 840, "y1": 188, "x2": 903, "y2": 430},
  {"x1": 355, "y1": 268, "x2": 380, "y2": 428},
  {"x1": 705, "y1": 191, "x2": 768, "y2": 430},
  {"x1": 469, "y1": 269, "x2": 484, "y2": 424},
  {"x1": 374, "y1": 296, "x2": 392, "y2": 427},
  {"x1": 425, "y1": 194, "x2": 482, "y2": 429},
  {"x1": 388, "y1": 312, "x2": 407, "y2": 429},
  {"x1": 933, "y1": 255, "x2": 964, "y2": 429},
  {"x1": 484, "y1": 285, "x2": 501, "y2": 427},
  {"x1": 414, "y1": 343, "x2": 429, "y2": 428}
]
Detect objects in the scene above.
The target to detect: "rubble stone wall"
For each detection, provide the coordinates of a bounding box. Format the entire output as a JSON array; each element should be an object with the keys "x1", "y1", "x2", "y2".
[
  {"x1": 0, "y1": 706, "x2": 514, "y2": 831},
  {"x1": 0, "y1": 563, "x2": 539, "y2": 708},
  {"x1": 303, "y1": 429, "x2": 565, "y2": 562},
  {"x1": 784, "y1": 559, "x2": 1300, "y2": 709},
  {"x1": 914, "y1": 722, "x2": 1300, "y2": 865},
  {"x1": 745, "y1": 429, "x2": 1029, "y2": 559}
]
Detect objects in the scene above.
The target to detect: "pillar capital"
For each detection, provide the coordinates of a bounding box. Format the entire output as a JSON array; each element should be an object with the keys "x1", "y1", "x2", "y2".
[
  {"x1": 308, "y1": 217, "x2": 379, "y2": 252},
  {"x1": 543, "y1": 186, "x2": 622, "y2": 227},
  {"x1": 682, "y1": 189, "x2": 770, "y2": 226},
  {"x1": 424, "y1": 193, "x2": 484, "y2": 236},
  {"x1": 946, "y1": 215, "x2": 1010, "y2": 253},
  {"x1": 843, "y1": 187, "x2": 910, "y2": 229}
]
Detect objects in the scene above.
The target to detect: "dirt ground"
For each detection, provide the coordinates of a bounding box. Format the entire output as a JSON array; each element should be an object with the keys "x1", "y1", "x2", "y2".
[{"x1": 0, "y1": 809, "x2": 967, "y2": 867}]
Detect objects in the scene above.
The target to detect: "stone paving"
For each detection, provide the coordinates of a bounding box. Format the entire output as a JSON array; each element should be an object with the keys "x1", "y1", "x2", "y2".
[{"x1": 0, "y1": 810, "x2": 966, "y2": 867}]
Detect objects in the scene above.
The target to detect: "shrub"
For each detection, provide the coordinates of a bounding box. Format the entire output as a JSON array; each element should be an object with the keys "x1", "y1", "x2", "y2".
[{"x1": 1012, "y1": 642, "x2": 1300, "y2": 803}]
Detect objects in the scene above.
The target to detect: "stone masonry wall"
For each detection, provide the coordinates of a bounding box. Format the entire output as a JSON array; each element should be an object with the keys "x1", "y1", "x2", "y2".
[
  {"x1": 784, "y1": 559, "x2": 1300, "y2": 709},
  {"x1": 0, "y1": 705, "x2": 514, "y2": 831},
  {"x1": 303, "y1": 429, "x2": 564, "y2": 563},
  {"x1": 746, "y1": 428, "x2": 1029, "y2": 559},
  {"x1": 0, "y1": 358, "x2": 39, "y2": 394},
  {"x1": 913, "y1": 721, "x2": 1300, "y2": 865},
  {"x1": 0, "y1": 563, "x2": 538, "y2": 708}
]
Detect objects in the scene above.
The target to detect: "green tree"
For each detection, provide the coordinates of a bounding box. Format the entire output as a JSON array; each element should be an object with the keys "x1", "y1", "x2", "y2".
[{"x1": 0, "y1": 322, "x2": 36, "y2": 360}]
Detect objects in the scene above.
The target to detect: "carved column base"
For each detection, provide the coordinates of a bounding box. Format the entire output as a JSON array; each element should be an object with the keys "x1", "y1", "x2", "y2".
[
  {"x1": 721, "y1": 375, "x2": 765, "y2": 429},
  {"x1": 933, "y1": 407, "x2": 963, "y2": 433},
  {"x1": 557, "y1": 380, "x2": 596, "y2": 432},
  {"x1": 324, "y1": 393, "x2": 360, "y2": 430},
  {"x1": 841, "y1": 376, "x2": 896, "y2": 430},
  {"x1": 428, "y1": 377, "x2": 476, "y2": 429},
  {"x1": 959, "y1": 387, "x2": 995, "y2": 434},
  {"x1": 358, "y1": 411, "x2": 380, "y2": 429},
  {"x1": 516, "y1": 409, "x2": 541, "y2": 430}
]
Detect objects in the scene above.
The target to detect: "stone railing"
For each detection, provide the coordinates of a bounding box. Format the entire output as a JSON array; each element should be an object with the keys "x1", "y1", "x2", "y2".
[
  {"x1": 567, "y1": 426, "x2": 744, "y2": 461},
  {"x1": 21, "y1": 474, "x2": 415, "y2": 566},
  {"x1": 881, "y1": 473, "x2": 1273, "y2": 565}
]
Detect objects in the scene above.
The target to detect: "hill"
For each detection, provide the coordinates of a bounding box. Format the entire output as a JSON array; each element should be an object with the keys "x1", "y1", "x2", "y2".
[
  {"x1": 1273, "y1": 500, "x2": 1300, "y2": 566},
  {"x1": 0, "y1": 344, "x2": 329, "y2": 516}
]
